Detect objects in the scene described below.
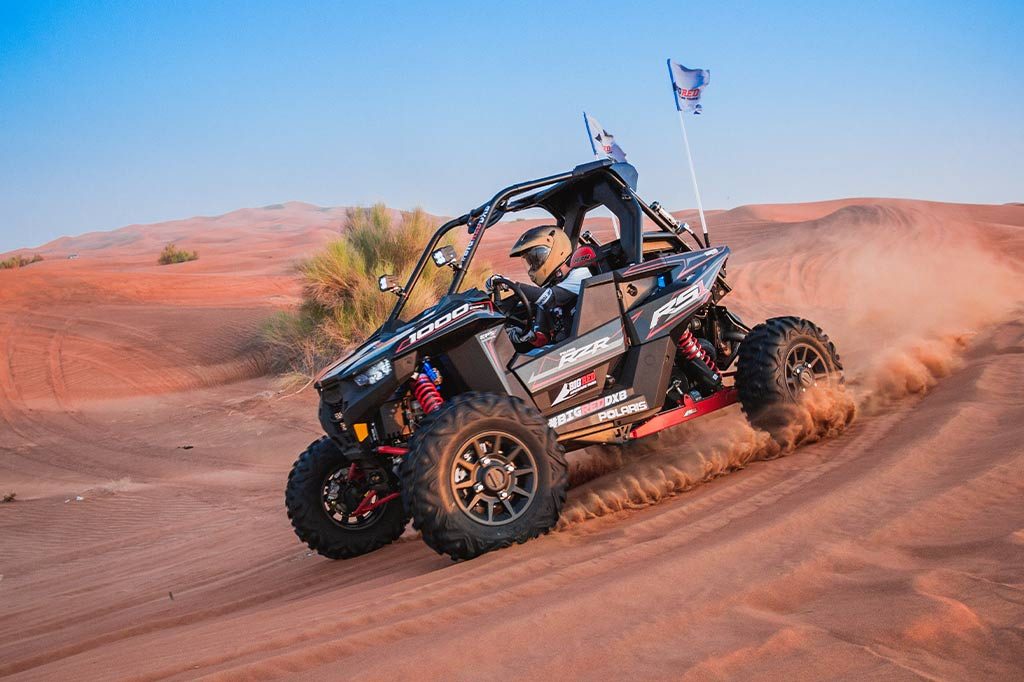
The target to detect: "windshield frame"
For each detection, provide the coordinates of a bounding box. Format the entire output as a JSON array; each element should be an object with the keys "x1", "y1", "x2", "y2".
[
  {"x1": 381, "y1": 160, "x2": 691, "y2": 331},
  {"x1": 382, "y1": 166, "x2": 580, "y2": 330}
]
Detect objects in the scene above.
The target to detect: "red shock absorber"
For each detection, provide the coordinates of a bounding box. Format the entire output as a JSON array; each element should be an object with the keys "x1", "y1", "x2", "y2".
[
  {"x1": 411, "y1": 373, "x2": 444, "y2": 414},
  {"x1": 678, "y1": 329, "x2": 719, "y2": 372}
]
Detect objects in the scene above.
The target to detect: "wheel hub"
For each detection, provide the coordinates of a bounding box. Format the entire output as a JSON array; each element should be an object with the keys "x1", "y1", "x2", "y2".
[
  {"x1": 450, "y1": 431, "x2": 538, "y2": 527},
  {"x1": 482, "y1": 465, "x2": 509, "y2": 492},
  {"x1": 794, "y1": 365, "x2": 816, "y2": 387},
  {"x1": 784, "y1": 342, "x2": 831, "y2": 400},
  {"x1": 321, "y1": 465, "x2": 385, "y2": 530}
]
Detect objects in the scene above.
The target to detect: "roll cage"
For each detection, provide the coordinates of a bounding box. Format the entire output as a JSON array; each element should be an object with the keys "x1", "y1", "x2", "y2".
[{"x1": 383, "y1": 158, "x2": 707, "y2": 331}]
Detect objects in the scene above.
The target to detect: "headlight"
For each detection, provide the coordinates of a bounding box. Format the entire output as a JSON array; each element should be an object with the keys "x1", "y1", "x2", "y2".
[{"x1": 354, "y1": 358, "x2": 392, "y2": 387}]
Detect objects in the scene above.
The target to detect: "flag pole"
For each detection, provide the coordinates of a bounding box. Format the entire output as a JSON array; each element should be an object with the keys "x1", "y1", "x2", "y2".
[
  {"x1": 676, "y1": 110, "x2": 710, "y2": 248},
  {"x1": 584, "y1": 111, "x2": 621, "y2": 240}
]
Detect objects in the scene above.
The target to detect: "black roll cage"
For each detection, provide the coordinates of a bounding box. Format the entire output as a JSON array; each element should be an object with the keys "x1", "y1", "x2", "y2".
[{"x1": 383, "y1": 159, "x2": 706, "y2": 330}]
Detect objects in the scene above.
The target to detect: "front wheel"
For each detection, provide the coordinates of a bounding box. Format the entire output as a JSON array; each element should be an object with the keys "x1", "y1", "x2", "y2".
[
  {"x1": 736, "y1": 316, "x2": 845, "y2": 440},
  {"x1": 285, "y1": 437, "x2": 408, "y2": 559},
  {"x1": 401, "y1": 393, "x2": 567, "y2": 561}
]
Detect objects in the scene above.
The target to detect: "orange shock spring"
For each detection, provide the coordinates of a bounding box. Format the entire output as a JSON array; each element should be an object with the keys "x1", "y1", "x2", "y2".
[
  {"x1": 411, "y1": 373, "x2": 443, "y2": 414},
  {"x1": 678, "y1": 329, "x2": 718, "y2": 372}
]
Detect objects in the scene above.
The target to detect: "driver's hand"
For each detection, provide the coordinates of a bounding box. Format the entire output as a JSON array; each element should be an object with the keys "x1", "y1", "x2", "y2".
[
  {"x1": 485, "y1": 274, "x2": 504, "y2": 293},
  {"x1": 509, "y1": 327, "x2": 536, "y2": 345}
]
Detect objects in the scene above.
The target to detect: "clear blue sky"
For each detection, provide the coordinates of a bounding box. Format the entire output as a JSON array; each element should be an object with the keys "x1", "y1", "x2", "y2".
[{"x1": 1, "y1": 0, "x2": 1022, "y2": 251}]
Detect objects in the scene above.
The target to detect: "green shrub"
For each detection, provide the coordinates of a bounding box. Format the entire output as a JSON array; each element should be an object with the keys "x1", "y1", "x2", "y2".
[
  {"x1": 266, "y1": 204, "x2": 488, "y2": 375},
  {"x1": 158, "y1": 243, "x2": 199, "y2": 265},
  {"x1": 0, "y1": 253, "x2": 43, "y2": 270}
]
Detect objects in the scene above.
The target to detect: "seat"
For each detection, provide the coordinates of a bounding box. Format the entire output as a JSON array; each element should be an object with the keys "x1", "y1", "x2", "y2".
[{"x1": 568, "y1": 245, "x2": 600, "y2": 271}]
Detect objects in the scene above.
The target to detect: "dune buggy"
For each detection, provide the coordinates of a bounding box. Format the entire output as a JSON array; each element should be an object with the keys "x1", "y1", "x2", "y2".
[{"x1": 286, "y1": 159, "x2": 842, "y2": 561}]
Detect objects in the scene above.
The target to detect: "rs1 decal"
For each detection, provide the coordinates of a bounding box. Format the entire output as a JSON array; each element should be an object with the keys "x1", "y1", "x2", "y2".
[
  {"x1": 597, "y1": 397, "x2": 649, "y2": 422},
  {"x1": 649, "y1": 282, "x2": 707, "y2": 333},
  {"x1": 548, "y1": 390, "x2": 627, "y2": 429},
  {"x1": 551, "y1": 370, "x2": 598, "y2": 406}
]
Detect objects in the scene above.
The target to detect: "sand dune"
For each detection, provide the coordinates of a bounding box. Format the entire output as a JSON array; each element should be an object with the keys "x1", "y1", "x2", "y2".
[{"x1": 1, "y1": 198, "x2": 1022, "y2": 679}]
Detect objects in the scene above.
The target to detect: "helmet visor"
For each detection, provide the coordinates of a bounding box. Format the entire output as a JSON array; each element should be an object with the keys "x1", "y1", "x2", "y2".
[{"x1": 523, "y1": 245, "x2": 550, "y2": 272}]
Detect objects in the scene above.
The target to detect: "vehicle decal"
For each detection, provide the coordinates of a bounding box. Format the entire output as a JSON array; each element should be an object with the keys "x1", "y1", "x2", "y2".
[
  {"x1": 650, "y1": 281, "x2": 706, "y2": 331},
  {"x1": 476, "y1": 327, "x2": 501, "y2": 368},
  {"x1": 520, "y1": 320, "x2": 626, "y2": 390},
  {"x1": 548, "y1": 389, "x2": 627, "y2": 429},
  {"x1": 624, "y1": 249, "x2": 728, "y2": 342},
  {"x1": 396, "y1": 302, "x2": 491, "y2": 352},
  {"x1": 597, "y1": 396, "x2": 649, "y2": 422},
  {"x1": 551, "y1": 370, "x2": 598, "y2": 406},
  {"x1": 474, "y1": 326, "x2": 515, "y2": 394}
]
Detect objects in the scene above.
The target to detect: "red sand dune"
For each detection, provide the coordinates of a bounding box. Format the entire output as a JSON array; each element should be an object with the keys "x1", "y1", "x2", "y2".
[{"x1": 1, "y1": 198, "x2": 1023, "y2": 679}]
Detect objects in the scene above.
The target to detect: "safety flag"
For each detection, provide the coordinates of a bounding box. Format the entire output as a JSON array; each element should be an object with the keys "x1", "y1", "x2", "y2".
[
  {"x1": 667, "y1": 60, "x2": 710, "y2": 114},
  {"x1": 583, "y1": 112, "x2": 627, "y2": 163}
]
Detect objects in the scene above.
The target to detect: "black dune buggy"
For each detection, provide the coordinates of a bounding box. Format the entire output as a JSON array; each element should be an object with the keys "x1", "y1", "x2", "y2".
[{"x1": 285, "y1": 159, "x2": 843, "y2": 561}]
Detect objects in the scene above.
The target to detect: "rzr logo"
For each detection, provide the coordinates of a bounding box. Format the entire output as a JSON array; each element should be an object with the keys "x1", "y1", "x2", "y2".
[
  {"x1": 558, "y1": 336, "x2": 611, "y2": 369},
  {"x1": 551, "y1": 370, "x2": 598, "y2": 406},
  {"x1": 650, "y1": 282, "x2": 706, "y2": 333},
  {"x1": 525, "y1": 323, "x2": 625, "y2": 387}
]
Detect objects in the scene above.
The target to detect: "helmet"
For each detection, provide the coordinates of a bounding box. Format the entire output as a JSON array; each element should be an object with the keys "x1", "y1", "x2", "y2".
[{"x1": 508, "y1": 225, "x2": 571, "y2": 286}]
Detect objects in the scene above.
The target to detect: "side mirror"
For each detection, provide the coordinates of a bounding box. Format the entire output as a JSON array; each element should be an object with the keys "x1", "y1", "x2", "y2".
[
  {"x1": 378, "y1": 274, "x2": 403, "y2": 296},
  {"x1": 431, "y1": 245, "x2": 459, "y2": 269}
]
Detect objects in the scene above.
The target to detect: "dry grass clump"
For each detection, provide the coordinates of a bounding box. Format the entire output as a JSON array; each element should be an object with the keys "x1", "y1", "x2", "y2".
[
  {"x1": 157, "y1": 243, "x2": 198, "y2": 265},
  {"x1": 0, "y1": 253, "x2": 43, "y2": 269},
  {"x1": 265, "y1": 204, "x2": 487, "y2": 376}
]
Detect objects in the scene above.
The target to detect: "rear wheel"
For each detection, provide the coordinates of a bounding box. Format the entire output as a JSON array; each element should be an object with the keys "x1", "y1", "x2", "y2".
[
  {"x1": 286, "y1": 437, "x2": 408, "y2": 559},
  {"x1": 736, "y1": 316, "x2": 844, "y2": 439},
  {"x1": 401, "y1": 393, "x2": 567, "y2": 561}
]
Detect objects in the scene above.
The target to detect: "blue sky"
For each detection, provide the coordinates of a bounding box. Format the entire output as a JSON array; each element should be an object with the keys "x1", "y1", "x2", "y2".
[{"x1": 1, "y1": 0, "x2": 1021, "y2": 251}]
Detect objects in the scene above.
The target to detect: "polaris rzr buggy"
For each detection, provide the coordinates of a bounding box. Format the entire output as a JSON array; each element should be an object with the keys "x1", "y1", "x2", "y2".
[{"x1": 286, "y1": 159, "x2": 842, "y2": 561}]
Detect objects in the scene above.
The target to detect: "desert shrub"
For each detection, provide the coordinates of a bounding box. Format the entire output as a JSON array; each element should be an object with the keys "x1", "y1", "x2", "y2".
[
  {"x1": 266, "y1": 204, "x2": 488, "y2": 375},
  {"x1": 158, "y1": 243, "x2": 199, "y2": 265},
  {"x1": 0, "y1": 253, "x2": 43, "y2": 269}
]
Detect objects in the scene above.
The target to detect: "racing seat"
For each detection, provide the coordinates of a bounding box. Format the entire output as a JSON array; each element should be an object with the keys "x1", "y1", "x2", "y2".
[
  {"x1": 568, "y1": 233, "x2": 627, "y2": 275},
  {"x1": 568, "y1": 244, "x2": 600, "y2": 272}
]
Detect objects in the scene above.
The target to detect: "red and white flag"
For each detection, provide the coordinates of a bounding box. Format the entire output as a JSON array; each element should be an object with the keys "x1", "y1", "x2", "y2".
[
  {"x1": 667, "y1": 60, "x2": 710, "y2": 114},
  {"x1": 583, "y1": 112, "x2": 627, "y2": 163}
]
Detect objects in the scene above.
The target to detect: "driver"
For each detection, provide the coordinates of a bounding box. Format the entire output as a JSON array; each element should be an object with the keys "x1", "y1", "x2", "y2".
[{"x1": 490, "y1": 225, "x2": 589, "y2": 348}]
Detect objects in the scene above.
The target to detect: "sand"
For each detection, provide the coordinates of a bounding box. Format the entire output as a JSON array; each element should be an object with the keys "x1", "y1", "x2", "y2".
[{"x1": 1, "y1": 197, "x2": 1022, "y2": 680}]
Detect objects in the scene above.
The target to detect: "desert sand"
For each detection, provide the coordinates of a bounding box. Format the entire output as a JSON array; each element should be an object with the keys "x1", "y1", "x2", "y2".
[{"x1": 1, "y1": 197, "x2": 1022, "y2": 680}]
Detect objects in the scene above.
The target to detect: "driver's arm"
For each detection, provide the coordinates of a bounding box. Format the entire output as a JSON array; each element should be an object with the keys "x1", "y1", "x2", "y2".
[{"x1": 510, "y1": 285, "x2": 575, "y2": 347}]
